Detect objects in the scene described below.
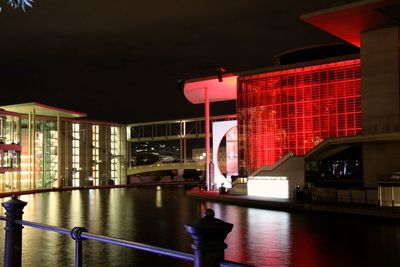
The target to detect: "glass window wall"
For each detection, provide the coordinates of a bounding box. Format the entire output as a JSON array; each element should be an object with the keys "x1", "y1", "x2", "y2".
[{"x1": 238, "y1": 59, "x2": 361, "y2": 174}]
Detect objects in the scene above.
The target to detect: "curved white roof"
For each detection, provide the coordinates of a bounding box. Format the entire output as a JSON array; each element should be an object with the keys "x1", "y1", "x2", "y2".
[{"x1": 183, "y1": 75, "x2": 238, "y2": 104}]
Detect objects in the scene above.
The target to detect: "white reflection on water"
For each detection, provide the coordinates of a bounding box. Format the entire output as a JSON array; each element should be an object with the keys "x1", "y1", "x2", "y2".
[
  {"x1": 70, "y1": 190, "x2": 83, "y2": 225},
  {"x1": 155, "y1": 186, "x2": 163, "y2": 208},
  {"x1": 247, "y1": 208, "x2": 291, "y2": 267}
]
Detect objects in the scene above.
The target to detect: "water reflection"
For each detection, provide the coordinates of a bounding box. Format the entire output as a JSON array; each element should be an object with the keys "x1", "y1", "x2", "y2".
[
  {"x1": 1, "y1": 188, "x2": 400, "y2": 267},
  {"x1": 248, "y1": 209, "x2": 290, "y2": 266},
  {"x1": 156, "y1": 186, "x2": 163, "y2": 208}
]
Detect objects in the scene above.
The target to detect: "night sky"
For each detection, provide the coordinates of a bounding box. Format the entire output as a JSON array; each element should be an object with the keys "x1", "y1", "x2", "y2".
[{"x1": 0, "y1": 0, "x2": 351, "y2": 123}]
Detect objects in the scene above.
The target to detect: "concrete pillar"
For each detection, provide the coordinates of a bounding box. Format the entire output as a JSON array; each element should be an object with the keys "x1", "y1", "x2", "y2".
[
  {"x1": 361, "y1": 26, "x2": 400, "y2": 187},
  {"x1": 363, "y1": 142, "x2": 400, "y2": 187},
  {"x1": 361, "y1": 26, "x2": 400, "y2": 134}
]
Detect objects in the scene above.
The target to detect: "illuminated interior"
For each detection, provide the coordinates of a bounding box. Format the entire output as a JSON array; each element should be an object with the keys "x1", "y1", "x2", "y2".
[
  {"x1": 92, "y1": 125, "x2": 100, "y2": 186},
  {"x1": 0, "y1": 111, "x2": 22, "y2": 192},
  {"x1": 0, "y1": 103, "x2": 127, "y2": 193},
  {"x1": 238, "y1": 59, "x2": 361, "y2": 174},
  {"x1": 72, "y1": 123, "x2": 80, "y2": 187},
  {"x1": 110, "y1": 126, "x2": 119, "y2": 184},
  {"x1": 34, "y1": 120, "x2": 58, "y2": 188}
]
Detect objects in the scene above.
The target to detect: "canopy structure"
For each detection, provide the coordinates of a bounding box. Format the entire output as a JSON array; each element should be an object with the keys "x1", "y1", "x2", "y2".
[
  {"x1": 301, "y1": 0, "x2": 399, "y2": 47},
  {"x1": 0, "y1": 102, "x2": 87, "y2": 118},
  {"x1": 183, "y1": 75, "x2": 238, "y2": 104}
]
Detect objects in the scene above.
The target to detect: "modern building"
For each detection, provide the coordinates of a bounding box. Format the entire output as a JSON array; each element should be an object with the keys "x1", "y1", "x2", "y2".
[
  {"x1": 0, "y1": 102, "x2": 127, "y2": 193},
  {"x1": 183, "y1": 0, "x2": 400, "y2": 205}
]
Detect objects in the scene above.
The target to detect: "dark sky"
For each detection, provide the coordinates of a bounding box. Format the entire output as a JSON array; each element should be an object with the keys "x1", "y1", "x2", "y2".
[{"x1": 0, "y1": 0, "x2": 351, "y2": 123}]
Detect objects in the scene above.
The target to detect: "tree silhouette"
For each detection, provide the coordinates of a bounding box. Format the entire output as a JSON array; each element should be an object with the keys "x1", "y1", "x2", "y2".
[{"x1": 1, "y1": 0, "x2": 33, "y2": 12}]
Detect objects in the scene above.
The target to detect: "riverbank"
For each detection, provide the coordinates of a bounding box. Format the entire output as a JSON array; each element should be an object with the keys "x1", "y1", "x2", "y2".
[{"x1": 186, "y1": 187, "x2": 400, "y2": 221}]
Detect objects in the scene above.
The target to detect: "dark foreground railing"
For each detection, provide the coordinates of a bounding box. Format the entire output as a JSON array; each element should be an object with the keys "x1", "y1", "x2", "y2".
[{"x1": 0, "y1": 195, "x2": 254, "y2": 267}]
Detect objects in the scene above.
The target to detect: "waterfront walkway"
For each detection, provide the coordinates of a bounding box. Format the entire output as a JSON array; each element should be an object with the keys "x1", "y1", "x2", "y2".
[{"x1": 186, "y1": 187, "x2": 400, "y2": 221}]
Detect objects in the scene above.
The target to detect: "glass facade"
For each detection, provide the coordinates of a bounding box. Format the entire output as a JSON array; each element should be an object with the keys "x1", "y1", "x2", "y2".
[
  {"x1": 0, "y1": 111, "x2": 22, "y2": 192},
  {"x1": 305, "y1": 146, "x2": 363, "y2": 188},
  {"x1": 72, "y1": 123, "x2": 80, "y2": 187},
  {"x1": 0, "y1": 105, "x2": 127, "y2": 194},
  {"x1": 35, "y1": 120, "x2": 58, "y2": 188},
  {"x1": 110, "y1": 126, "x2": 119, "y2": 184},
  {"x1": 92, "y1": 125, "x2": 99, "y2": 186},
  {"x1": 238, "y1": 59, "x2": 361, "y2": 174}
]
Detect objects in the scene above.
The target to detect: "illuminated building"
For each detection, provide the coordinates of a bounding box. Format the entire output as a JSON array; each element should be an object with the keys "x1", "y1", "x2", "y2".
[
  {"x1": 184, "y1": 0, "x2": 400, "y2": 203},
  {"x1": 0, "y1": 102, "x2": 127, "y2": 193},
  {"x1": 0, "y1": 109, "x2": 22, "y2": 192},
  {"x1": 237, "y1": 58, "x2": 361, "y2": 174}
]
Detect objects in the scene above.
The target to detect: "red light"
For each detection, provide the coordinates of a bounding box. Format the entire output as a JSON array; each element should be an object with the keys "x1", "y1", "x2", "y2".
[{"x1": 238, "y1": 59, "x2": 361, "y2": 174}]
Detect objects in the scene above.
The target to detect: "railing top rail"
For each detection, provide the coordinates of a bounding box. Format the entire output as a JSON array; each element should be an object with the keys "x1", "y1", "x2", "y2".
[
  {"x1": 16, "y1": 219, "x2": 71, "y2": 236},
  {"x1": 82, "y1": 232, "x2": 194, "y2": 262},
  {"x1": 10, "y1": 218, "x2": 194, "y2": 262}
]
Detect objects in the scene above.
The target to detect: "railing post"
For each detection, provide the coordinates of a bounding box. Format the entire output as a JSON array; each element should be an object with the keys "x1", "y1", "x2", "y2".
[
  {"x1": 2, "y1": 195, "x2": 27, "y2": 267},
  {"x1": 185, "y1": 209, "x2": 233, "y2": 267},
  {"x1": 70, "y1": 226, "x2": 87, "y2": 267}
]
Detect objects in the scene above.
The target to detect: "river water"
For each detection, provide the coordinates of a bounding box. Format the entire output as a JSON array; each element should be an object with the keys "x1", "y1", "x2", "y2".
[{"x1": 1, "y1": 187, "x2": 400, "y2": 267}]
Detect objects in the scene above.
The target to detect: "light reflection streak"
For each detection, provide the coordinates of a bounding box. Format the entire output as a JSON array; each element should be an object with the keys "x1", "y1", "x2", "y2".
[{"x1": 155, "y1": 186, "x2": 163, "y2": 208}]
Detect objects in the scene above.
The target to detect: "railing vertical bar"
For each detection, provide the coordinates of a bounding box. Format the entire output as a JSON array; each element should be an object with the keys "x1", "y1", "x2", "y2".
[
  {"x1": 75, "y1": 238, "x2": 83, "y2": 267},
  {"x1": 70, "y1": 227, "x2": 87, "y2": 267}
]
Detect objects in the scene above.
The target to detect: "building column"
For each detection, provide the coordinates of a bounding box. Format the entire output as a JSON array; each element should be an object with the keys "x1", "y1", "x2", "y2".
[
  {"x1": 57, "y1": 114, "x2": 61, "y2": 188},
  {"x1": 361, "y1": 26, "x2": 400, "y2": 187},
  {"x1": 361, "y1": 26, "x2": 400, "y2": 134},
  {"x1": 32, "y1": 109, "x2": 36, "y2": 189}
]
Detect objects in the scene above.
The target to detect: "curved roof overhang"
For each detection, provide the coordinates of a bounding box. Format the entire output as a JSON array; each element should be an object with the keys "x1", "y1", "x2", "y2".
[
  {"x1": 0, "y1": 102, "x2": 87, "y2": 118},
  {"x1": 0, "y1": 108, "x2": 22, "y2": 118},
  {"x1": 301, "y1": 0, "x2": 399, "y2": 47},
  {"x1": 184, "y1": 75, "x2": 238, "y2": 104}
]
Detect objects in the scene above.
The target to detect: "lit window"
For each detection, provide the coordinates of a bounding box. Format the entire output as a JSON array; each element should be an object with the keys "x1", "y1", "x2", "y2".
[
  {"x1": 72, "y1": 123, "x2": 80, "y2": 187},
  {"x1": 92, "y1": 125, "x2": 99, "y2": 185}
]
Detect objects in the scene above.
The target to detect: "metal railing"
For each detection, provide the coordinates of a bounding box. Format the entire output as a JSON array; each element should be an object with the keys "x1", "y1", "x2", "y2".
[
  {"x1": 127, "y1": 161, "x2": 205, "y2": 176},
  {"x1": 1, "y1": 196, "x2": 254, "y2": 267}
]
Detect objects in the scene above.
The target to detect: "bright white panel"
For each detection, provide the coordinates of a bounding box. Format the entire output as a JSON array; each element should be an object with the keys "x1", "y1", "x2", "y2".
[
  {"x1": 248, "y1": 176, "x2": 289, "y2": 199},
  {"x1": 212, "y1": 120, "x2": 237, "y2": 188}
]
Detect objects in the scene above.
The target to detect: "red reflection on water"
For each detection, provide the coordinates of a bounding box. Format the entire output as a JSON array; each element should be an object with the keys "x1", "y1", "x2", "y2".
[
  {"x1": 290, "y1": 229, "x2": 322, "y2": 267},
  {"x1": 201, "y1": 203, "x2": 292, "y2": 267}
]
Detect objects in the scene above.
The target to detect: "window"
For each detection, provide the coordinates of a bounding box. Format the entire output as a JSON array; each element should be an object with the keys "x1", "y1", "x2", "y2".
[
  {"x1": 72, "y1": 123, "x2": 80, "y2": 187},
  {"x1": 92, "y1": 125, "x2": 99, "y2": 186},
  {"x1": 110, "y1": 126, "x2": 119, "y2": 184}
]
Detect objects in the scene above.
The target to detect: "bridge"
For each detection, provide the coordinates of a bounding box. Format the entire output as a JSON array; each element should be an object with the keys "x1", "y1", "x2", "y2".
[
  {"x1": 127, "y1": 114, "x2": 236, "y2": 163},
  {"x1": 127, "y1": 162, "x2": 205, "y2": 176}
]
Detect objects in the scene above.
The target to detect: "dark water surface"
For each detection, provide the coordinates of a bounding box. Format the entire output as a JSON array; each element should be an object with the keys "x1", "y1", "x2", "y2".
[{"x1": 1, "y1": 187, "x2": 400, "y2": 267}]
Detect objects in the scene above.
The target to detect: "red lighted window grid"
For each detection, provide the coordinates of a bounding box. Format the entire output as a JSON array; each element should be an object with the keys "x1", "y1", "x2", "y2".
[{"x1": 237, "y1": 59, "x2": 361, "y2": 175}]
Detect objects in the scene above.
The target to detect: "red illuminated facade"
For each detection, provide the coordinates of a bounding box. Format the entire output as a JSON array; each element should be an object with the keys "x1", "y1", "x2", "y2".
[{"x1": 237, "y1": 59, "x2": 361, "y2": 174}]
